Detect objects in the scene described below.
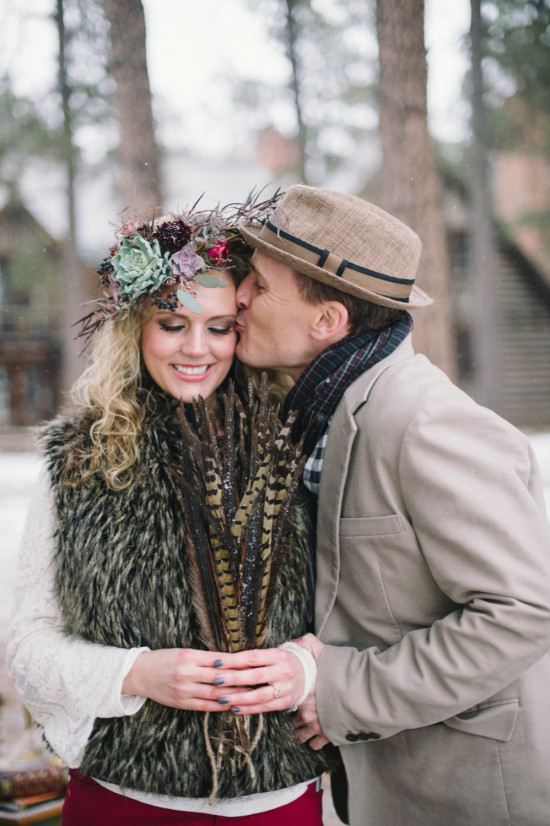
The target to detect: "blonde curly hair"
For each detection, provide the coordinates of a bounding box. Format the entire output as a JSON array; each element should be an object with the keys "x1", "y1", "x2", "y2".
[
  {"x1": 71, "y1": 307, "x2": 152, "y2": 490},
  {"x1": 71, "y1": 293, "x2": 292, "y2": 491}
]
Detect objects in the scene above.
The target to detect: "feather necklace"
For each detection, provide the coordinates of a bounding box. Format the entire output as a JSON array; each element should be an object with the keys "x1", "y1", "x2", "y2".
[{"x1": 165, "y1": 375, "x2": 305, "y2": 800}]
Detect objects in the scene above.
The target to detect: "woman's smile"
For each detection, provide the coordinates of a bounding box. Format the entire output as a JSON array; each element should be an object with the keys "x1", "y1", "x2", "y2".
[
  {"x1": 172, "y1": 363, "x2": 212, "y2": 377},
  {"x1": 141, "y1": 277, "x2": 238, "y2": 403}
]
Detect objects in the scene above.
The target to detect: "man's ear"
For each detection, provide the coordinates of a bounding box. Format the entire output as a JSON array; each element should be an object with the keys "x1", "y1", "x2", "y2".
[{"x1": 310, "y1": 301, "x2": 349, "y2": 342}]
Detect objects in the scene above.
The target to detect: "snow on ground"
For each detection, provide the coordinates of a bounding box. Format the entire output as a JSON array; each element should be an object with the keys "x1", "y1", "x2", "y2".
[{"x1": 0, "y1": 451, "x2": 41, "y2": 630}]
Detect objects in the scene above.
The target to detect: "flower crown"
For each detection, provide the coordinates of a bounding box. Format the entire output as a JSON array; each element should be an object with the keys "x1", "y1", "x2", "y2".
[{"x1": 77, "y1": 189, "x2": 283, "y2": 341}]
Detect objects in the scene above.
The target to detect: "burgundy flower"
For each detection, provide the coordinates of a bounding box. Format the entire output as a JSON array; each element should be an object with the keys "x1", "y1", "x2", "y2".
[
  {"x1": 153, "y1": 220, "x2": 192, "y2": 253},
  {"x1": 207, "y1": 241, "x2": 229, "y2": 262}
]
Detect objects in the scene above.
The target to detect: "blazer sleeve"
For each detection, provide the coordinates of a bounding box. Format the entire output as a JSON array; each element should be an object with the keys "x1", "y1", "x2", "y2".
[
  {"x1": 6, "y1": 466, "x2": 148, "y2": 766},
  {"x1": 316, "y1": 392, "x2": 550, "y2": 744}
]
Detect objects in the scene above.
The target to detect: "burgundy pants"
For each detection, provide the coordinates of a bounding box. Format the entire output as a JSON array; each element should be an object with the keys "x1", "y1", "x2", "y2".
[{"x1": 62, "y1": 770, "x2": 323, "y2": 825}]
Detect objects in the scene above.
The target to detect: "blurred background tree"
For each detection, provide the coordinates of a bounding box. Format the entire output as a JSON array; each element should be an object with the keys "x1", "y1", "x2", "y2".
[
  {"x1": 242, "y1": 0, "x2": 377, "y2": 187},
  {"x1": 0, "y1": 84, "x2": 58, "y2": 192},
  {"x1": 483, "y1": 0, "x2": 550, "y2": 263},
  {"x1": 1, "y1": 0, "x2": 549, "y2": 427},
  {"x1": 0, "y1": 0, "x2": 161, "y2": 402},
  {"x1": 101, "y1": 0, "x2": 162, "y2": 211},
  {"x1": 484, "y1": 0, "x2": 550, "y2": 150},
  {"x1": 376, "y1": 0, "x2": 455, "y2": 379}
]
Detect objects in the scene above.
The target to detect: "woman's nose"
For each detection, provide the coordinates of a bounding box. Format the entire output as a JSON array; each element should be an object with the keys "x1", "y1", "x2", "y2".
[{"x1": 182, "y1": 327, "x2": 207, "y2": 356}]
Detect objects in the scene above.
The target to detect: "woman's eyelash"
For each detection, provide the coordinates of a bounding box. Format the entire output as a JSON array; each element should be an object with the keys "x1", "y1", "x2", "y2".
[
  {"x1": 159, "y1": 323, "x2": 184, "y2": 331},
  {"x1": 210, "y1": 326, "x2": 235, "y2": 335},
  {"x1": 158, "y1": 323, "x2": 235, "y2": 335}
]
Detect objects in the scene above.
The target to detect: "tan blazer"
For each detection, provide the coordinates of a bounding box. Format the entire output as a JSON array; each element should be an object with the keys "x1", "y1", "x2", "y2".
[{"x1": 315, "y1": 337, "x2": 550, "y2": 826}]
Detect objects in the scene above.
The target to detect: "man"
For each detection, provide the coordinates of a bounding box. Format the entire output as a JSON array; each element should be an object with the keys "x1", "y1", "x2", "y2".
[{"x1": 223, "y1": 185, "x2": 550, "y2": 825}]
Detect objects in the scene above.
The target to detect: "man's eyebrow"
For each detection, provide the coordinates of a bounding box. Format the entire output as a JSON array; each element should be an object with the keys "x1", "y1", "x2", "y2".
[{"x1": 250, "y1": 263, "x2": 266, "y2": 281}]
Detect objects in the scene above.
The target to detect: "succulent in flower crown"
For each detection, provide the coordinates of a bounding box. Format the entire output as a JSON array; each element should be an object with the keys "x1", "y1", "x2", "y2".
[{"x1": 77, "y1": 188, "x2": 283, "y2": 342}]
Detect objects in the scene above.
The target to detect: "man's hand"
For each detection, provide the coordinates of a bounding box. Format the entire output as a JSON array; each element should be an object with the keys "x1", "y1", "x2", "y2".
[
  {"x1": 291, "y1": 688, "x2": 330, "y2": 750},
  {"x1": 293, "y1": 632, "x2": 325, "y2": 663}
]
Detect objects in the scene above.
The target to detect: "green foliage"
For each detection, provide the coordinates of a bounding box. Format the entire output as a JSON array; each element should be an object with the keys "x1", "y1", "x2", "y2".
[
  {"x1": 484, "y1": 0, "x2": 550, "y2": 109},
  {"x1": 54, "y1": 0, "x2": 116, "y2": 161},
  {"x1": 194, "y1": 273, "x2": 228, "y2": 288},
  {"x1": 111, "y1": 236, "x2": 172, "y2": 302},
  {"x1": 1, "y1": 0, "x2": 116, "y2": 195},
  {"x1": 483, "y1": 0, "x2": 550, "y2": 148},
  {"x1": 176, "y1": 290, "x2": 203, "y2": 313},
  {"x1": 0, "y1": 80, "x2": 61, "y2": 187}
]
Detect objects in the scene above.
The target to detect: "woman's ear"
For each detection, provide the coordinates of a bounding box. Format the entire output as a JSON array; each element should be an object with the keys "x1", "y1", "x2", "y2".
[{"x1": 310, "y1": 301, "x2": 349, "y2": 342}]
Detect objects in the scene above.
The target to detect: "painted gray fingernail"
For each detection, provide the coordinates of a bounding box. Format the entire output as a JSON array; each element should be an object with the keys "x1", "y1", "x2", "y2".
[
  {"x1": 218, "y1": 696, "x2": 229, "y2": 704},
  {"x1": 231, "y1": 706, "x2": 240, "y2": 713},
  {"x1": 214, "y1": 676, "x2": 225, "y2": 686},
  {"x1": 213, "y1": 659, "x2": 224, "y2": 668}
]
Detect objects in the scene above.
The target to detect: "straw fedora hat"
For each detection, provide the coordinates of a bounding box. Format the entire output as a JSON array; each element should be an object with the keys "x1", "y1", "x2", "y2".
[{"x1": 238, "y1": 185, "x2": 432, "y2": 310}]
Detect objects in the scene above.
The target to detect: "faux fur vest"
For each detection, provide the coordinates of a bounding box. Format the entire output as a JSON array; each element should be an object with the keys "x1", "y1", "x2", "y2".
[{"x1": 42, "y1": 391, "x2": 336, "y2": 799}]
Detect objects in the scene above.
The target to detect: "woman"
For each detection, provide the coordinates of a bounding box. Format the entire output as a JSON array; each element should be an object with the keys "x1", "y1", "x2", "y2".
[{"x1": 7, "y1": 196, "x2": 336, "y2": 825}]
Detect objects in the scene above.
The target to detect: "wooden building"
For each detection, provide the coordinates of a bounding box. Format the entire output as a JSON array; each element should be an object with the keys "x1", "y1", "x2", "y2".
[
  {"x1": 0, "y1": 201, "x2": 62, "y2": 426},
  {"x1": 449, "y1": 228, "x2": 550, "y2": 428},
  {"x1": 445, "y1": 152, "x2": 550, "y2": 430}
]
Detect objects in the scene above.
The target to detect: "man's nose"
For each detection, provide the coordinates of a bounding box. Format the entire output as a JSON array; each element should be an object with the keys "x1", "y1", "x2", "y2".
[{"x1": 236, "y1": 275, "x2": 251, "y2": 309}]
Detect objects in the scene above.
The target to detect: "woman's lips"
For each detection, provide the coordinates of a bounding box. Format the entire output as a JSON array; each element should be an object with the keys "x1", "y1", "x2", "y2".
[{"x1": 171, "y1": 364, "x2": 212, "y2": 381}]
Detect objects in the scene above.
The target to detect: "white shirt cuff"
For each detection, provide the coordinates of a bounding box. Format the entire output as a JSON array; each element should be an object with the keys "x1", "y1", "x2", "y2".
[
  {"x1": 278, "y1": 641, "x2": 317, "y2": 711},
  {"x1": 98, "y1": 646, "x2": 150, "y2": 717}
]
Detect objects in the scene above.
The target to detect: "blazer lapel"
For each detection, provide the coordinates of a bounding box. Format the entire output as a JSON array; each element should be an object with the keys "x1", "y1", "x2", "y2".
[
  {"x1": 314, "y1": 337, "x2": 415, "y2": 635},
  {"x1": 315, "y1": 398, "x2": 357, "y2": 636}
]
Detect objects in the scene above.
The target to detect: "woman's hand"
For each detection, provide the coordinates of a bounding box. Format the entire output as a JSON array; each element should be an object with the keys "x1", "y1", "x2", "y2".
[
  {"x1": 217, "y1": 635, "x2": 331, "y2": 749},
  {"x1": 208, "y1": 634, "x2": 324, "y2": 714},
  {"x1": 122, "y1": 648, "x2": 246, "y2": 712},
  {"x1": 206, "y1": 644, "x2": 311, "y2": 714},
  {"x1": 122, "y1": 636, "x2": 324, "y2": 718}
]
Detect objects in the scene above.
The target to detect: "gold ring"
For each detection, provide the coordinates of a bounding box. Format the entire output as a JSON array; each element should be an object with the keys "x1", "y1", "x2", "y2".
[{"x1": 273, "y1": 684, "x2": 281, "y2": 699}]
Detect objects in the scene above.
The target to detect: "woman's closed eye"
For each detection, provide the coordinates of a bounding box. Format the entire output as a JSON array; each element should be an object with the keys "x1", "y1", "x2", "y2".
[
  {"x1": 159, "y1": 322, "x2": 186, "y2": 332},
  {"x1": 209, "y1": 325, "x2": 235, "y2": 336},
  {"x1": 156, "y1": 317, "x2": 236, "y2": 335}
]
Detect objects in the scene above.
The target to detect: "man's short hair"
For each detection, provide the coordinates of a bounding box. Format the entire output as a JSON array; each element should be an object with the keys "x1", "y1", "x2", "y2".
[{"x1": 292, "y1": 270, "x2": 407, "y2": 334}]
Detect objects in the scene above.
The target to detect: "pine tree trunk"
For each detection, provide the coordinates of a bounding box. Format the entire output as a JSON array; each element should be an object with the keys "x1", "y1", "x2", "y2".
[
  {"x1": 101, "y1": 0, "x2": 162, "y2": 213},
  {"x1": 376, "y1": 0, "x2": 455, "y2": 378},
  {"x1": 469, "y1": 0, "x2": 500, "y2": 409},
  {"x1": 56, "y1": 0, "x2": 86, "y2": 393},
  {"x1": 284, "y1": 0, "x2": 309, "y2": 183}
]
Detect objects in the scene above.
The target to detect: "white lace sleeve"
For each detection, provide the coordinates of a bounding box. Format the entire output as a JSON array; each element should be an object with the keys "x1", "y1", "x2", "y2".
[{"x1": 6, "y1": 465, "x2": 148, "y2": 767}]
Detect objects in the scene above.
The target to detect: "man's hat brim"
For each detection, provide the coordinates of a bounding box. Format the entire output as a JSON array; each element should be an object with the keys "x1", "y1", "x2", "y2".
[{"x1": 239, "y1": 219, "x2": 433, "y2": 311}]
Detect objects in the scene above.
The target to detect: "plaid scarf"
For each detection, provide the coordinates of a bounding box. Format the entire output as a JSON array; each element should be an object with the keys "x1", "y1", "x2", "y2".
[{"x1": 282, "y1": 314, "x2": 413, "y2": 456}]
